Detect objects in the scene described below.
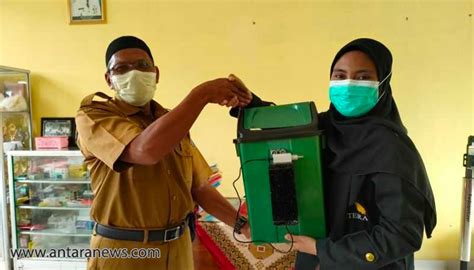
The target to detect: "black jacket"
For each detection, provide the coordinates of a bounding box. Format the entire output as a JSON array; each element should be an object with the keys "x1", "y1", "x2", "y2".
[{"x1": 296, "y1": 173, "x2": 422, "y2": 270}]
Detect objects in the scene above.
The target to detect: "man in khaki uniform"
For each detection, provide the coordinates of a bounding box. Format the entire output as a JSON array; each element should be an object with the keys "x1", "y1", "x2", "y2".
[{"x1": 75, "y1": 36, "x2": 251, "y2": 270}]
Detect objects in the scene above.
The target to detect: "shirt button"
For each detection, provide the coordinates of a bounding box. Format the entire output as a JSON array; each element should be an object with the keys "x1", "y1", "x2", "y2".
[
  {"x1": 365, "y1": 252, "x2": 375, "y2": 262},
  {"x1": 167, "y1": 170, "x2": 171, "y2": 175},
  {"x1": 172, "y1": 195, "x2": 177, "y2": 201}
]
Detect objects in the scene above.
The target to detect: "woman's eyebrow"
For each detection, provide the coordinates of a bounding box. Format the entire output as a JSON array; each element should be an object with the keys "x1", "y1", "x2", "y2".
[
  {"x1": 332, "y1": 68, "x2": 347, "y2": 73},
  {"x1": 355, "y1": 69, "x2": 375, "y2": 73}
]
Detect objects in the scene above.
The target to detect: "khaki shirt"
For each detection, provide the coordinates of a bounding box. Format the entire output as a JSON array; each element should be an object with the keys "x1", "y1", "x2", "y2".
[{"x1": 76, "y1": 92, "x2": 212, "y2": 269}]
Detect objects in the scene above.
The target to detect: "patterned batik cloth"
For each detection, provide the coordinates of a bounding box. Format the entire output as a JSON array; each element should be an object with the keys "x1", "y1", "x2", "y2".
[{"x1": 197, "y1": 221, "x2": 296, "y2": 270}]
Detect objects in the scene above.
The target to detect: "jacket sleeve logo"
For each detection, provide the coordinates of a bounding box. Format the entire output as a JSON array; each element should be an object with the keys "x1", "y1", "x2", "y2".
[{"x1": 347, "y1": 202, "x2": 369, "y2": 222}]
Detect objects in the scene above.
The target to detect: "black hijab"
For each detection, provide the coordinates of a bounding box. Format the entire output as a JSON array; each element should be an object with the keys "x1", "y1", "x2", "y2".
[{"x1": 321, "y1": 38, "x2": 436, "y2": 238}]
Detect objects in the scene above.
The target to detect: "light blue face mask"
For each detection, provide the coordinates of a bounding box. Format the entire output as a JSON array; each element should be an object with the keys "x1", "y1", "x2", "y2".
[{"x1": 329, "y1": 72, "x2": 391, "y2": 118}]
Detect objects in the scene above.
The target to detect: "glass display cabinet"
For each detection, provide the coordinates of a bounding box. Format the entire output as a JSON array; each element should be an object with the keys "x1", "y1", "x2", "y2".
[
  {"x1": 7, "y1": 150, "x2": 92, "y2": 270},
  {"x1": 0, "y1": 66, "x2": 33, "y2": 270}
]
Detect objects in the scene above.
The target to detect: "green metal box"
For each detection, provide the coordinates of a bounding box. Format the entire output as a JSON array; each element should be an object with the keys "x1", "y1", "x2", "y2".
[{"x1": 234, "y1": 102, "x2": 326, "y2": 243}]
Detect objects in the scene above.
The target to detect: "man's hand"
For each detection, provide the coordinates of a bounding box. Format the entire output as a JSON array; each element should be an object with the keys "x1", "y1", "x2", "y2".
[
  {"x1": 192, "y1": 182, "x2": 251, "y2": 239},
  {"x1": 228, "y1": 74, "x2": 252, "y2": 107},
  {"x1": 192, "y1": 75, "x2": 252, "y2": 108},
  {"x1": 285, "y1": 234, "x2": 317, "y2": 256}
]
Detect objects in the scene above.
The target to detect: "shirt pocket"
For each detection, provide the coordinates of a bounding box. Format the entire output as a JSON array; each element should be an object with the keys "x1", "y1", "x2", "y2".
[{"x1": 174, "y1": 140, "x2": 193, "y2": 188}]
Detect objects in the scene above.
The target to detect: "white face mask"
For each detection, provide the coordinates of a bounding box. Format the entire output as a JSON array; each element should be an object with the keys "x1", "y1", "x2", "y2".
[{"x1": 110, "y1": 70, "x2": 157, "y2": 106}]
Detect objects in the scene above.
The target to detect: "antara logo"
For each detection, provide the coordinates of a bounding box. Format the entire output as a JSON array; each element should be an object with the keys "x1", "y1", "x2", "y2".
[{"x1": 347, "y1": 202, "x2": 369, "y2": 222}]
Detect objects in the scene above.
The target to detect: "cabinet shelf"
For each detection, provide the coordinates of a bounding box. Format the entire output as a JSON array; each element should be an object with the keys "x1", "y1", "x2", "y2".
[
  {"x1": 16, "y1": 257, "x2": 87, "y2": 262},
  {"x1": 0, "y1": 110, "x2": 29, "y2": 114},
  {"x1": 16, "y1": 180, "x2": 90, "y2": 184},
  {"x1": 18, "y1": 206, "x2": 91, "y2": 211},
  {"x1": 19, "y1": 229, "x2": 92, "y2": 237},
  {"x1": 8, "y1": 150, "x2": 93, "y2": 269}
]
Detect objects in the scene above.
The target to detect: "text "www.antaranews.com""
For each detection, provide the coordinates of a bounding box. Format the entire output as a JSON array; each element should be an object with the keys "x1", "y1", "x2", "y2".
[{"x1": 10, "y1": 247, "x2": 161, "y2": 259}]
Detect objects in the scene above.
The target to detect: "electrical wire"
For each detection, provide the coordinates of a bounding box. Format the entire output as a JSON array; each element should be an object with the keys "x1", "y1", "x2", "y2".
[{"x1": 231, "y1": 158, "x2": 294, "y2": 253}]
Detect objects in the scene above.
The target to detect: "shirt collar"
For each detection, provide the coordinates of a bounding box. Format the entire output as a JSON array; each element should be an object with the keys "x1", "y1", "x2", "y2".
[
  {"x1": 113, "y1": 97, "x2": 167, "y2": 118},
  {"x1": 113, "y1": 97, "x2": 151, "y2": 116}
]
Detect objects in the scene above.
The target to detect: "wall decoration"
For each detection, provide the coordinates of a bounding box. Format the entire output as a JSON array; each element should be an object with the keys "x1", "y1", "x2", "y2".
[{"x1": 68, "y1": 0, "x2": 106, "y2": 24}]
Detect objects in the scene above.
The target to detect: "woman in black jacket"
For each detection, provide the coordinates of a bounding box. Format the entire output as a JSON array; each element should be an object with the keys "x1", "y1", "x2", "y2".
[{"x1": 230, "y1": 38, "x2": 436, "y2": 270}]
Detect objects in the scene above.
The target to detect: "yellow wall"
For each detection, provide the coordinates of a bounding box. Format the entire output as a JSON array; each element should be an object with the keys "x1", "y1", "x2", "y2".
[{"x1": 1, "y1": 0, "x2": 473, "y2": 260}]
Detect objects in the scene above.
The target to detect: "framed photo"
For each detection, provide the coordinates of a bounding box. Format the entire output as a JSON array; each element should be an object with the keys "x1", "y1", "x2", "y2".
[
  {"x1": 68, "y1": 0, "x2": 106, "y2": 24},
  {"x1": 41, "y1": 117, "x2": 77, "y2": 148}
]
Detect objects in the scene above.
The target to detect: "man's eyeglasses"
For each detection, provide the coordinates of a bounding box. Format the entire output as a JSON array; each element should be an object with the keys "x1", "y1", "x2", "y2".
[{"x1": 108, "y1": 59, "x2": 154, "y2": 75}]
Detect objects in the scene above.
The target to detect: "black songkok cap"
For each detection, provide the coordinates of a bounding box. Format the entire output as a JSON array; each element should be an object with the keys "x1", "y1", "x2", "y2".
[{"x1": 105, "y1": 36, "x2": 154, "y2": 67}]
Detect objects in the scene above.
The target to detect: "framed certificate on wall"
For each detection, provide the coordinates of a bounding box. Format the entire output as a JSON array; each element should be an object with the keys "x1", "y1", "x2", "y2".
[{"x1": 68, "y1": 0, "x2": 106, "y2": 24}]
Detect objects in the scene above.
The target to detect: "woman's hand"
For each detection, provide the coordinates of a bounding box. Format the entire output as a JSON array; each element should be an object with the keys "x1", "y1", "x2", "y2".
[{"x1": 285, "y1": 234, "x2": 318, "y2": 255}]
